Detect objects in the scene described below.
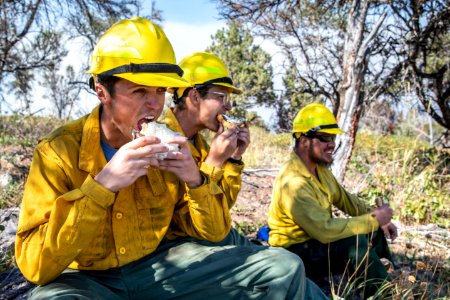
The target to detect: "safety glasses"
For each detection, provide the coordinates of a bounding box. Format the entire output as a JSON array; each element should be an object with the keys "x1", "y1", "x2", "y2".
[
  {"x1": 312, "y1": 134, "x2": 336, "y2": 143},
  {"x1": 209, "y1": 91, "x2": 232, "y2": 107},
  {"x1": 302, "y1": 132, "x2": 336, "y2": 143}
]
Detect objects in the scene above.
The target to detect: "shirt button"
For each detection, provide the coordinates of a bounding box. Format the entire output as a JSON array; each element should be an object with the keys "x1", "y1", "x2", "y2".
[
  {"x1": 119, "y1": 247, "x2": 126, "y2": 254},
  {"x1": 116, "y1": 212, "x2": 123, "y2": 219}
]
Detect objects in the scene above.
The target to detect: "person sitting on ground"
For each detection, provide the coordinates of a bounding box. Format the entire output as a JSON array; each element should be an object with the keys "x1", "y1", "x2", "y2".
[
  {"x1": 163, "y1": 51, "x2": 252, "y2": 246},
  {"x1": 15, "y1": 17, "x2": 325, "y2": 299},
  {"x1": 268, "y1": 103, "x2": 398, "y2": 299}
]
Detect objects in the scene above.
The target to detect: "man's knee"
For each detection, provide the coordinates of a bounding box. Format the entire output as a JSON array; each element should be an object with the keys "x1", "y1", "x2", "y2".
[
  {"x1": 28, "y1": 272, "x2": 123, "y2": 300},
  {"x1": 266, "y1": 247, "x2": 305, "y2": 275}
]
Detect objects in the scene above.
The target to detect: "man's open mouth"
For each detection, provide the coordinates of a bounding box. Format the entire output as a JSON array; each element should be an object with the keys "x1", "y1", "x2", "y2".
[{"x1": 136, "y1": 116, "x2": 155, "y2": 132}]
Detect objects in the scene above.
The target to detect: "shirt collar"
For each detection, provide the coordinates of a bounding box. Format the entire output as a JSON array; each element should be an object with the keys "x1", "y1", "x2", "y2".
[
  {"x1": 289, "y1": 151, "x2": 313, "y2": 179},
  {"x1": 79, "y1": 105, "x2": 106, "y2": 174},
  {"x1": 162, "y1": 108, "x2": 207, "y2": 160}
]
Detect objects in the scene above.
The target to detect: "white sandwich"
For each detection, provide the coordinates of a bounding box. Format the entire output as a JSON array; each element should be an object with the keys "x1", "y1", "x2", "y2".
[{"x1": 133, "y1": 122, "x2": 180, "y2": 160}]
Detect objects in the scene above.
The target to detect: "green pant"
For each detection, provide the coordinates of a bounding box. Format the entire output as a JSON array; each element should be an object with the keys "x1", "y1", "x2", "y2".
[
  {"x1": 30, "y1": 230, "x2": 328, "y2": 300},
  {"x1": 287, "y1": 229, "x2": 392, "y2": 298}
]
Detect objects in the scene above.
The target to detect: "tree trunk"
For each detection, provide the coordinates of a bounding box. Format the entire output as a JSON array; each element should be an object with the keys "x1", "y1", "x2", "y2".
[{"x1": 331, "y1": 0, "x2": 386, "y2": 182}]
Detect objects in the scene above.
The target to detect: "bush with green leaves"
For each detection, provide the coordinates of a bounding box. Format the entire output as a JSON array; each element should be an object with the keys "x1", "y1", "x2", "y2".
[{"x1": 349, "y1": 132, "x2": 449, "y2": 228}]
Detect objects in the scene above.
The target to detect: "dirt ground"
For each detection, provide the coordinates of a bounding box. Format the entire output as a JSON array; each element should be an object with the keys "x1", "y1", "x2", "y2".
[{"x1": 233, "y1": 169, "x2": 449, "y2": 298}]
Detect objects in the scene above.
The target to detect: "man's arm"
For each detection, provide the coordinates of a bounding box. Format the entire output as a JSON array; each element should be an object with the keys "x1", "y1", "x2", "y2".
[
  {"x1": 283, "y1": 179, "x2": 379, "y2": 244},
  {"x1": 206, "y1": 124, "x2": 249, "y2": 209},
  {"x1": 15, "y1": 143, "x2": 115, "y2": 285},
  {"x1": 329, "y1": 174, "x2": 395, "y2": 230}
]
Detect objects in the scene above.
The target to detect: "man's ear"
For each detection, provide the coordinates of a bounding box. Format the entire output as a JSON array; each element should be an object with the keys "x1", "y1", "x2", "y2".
[
  {"x1": 298, "y1": 135, "x2": 310, "y2": 149},
  {"x1": 95, "y1": 83, "x2": 110, "y2": 105},
  {"x1": 187, "y1": 88, "x2": 200, "y2": 106}
]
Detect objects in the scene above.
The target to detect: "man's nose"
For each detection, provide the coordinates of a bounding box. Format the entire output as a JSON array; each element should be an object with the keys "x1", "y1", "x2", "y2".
[
  {"x1": 144, "y1": 92, "x2": 161, "y2": 109},
  {"x1": 223, "y1": 101, "x2": 232, "y2": 111}
]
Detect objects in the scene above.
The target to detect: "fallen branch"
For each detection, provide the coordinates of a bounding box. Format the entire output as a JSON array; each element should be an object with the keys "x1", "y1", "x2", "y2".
[
  {"x1": 241, "y1": 178, "x2": 261, "y2": 188},
  {"x1": 243, "y1": 168, "x2": 279, "y2": 177}
]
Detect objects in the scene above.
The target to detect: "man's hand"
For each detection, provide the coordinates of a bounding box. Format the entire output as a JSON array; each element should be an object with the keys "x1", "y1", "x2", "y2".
[
  {"x1": 372, "y1": 204, "x2": 393, "y2": 226},
  {"x1": 94, "y1": 136, "x2": 169, "y2": 192},
  {"x1": 205, "y1": 124, "x2": 241, "y2": 167},
  {"x1": 230, "y1": 123, "x2": 250, "y2": 161},
  {"x1": 381, "y1": 222, "x2": 398, "y2": 241},
  {"x1": 158, "y1": 136, "x2": 203, "y2": 187}
]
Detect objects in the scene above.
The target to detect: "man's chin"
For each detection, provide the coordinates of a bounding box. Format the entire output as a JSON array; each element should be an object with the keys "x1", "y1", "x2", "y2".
[
  {"x1": 317, "y1": 158, "x2": 333, "y2": 167},
  {"x1": 210, "y1": 122, "x2": 220, "y2": 133}
]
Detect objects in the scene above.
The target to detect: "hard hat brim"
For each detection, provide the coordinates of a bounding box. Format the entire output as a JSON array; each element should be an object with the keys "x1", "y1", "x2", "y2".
[
  {"x1": 115, "y1": 72, "x2": 191, "y2": 88},
  {"x1": 213, "y1": 82, "x2": 242, "y2": 95}
]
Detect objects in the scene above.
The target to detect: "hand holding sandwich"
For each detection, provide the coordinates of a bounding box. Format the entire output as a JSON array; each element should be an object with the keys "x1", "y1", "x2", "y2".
[
  {"x1": 95, "y1": 136, "x2": 173, "y2": 192},
  {"x1": 158, "y1": 136, "x2": 203, "y2": 187},
  {"x1": 230, "y1": 122, "x2": 250, "y2": 161},
  {"x1": 205, "y1": 115, "x2": 250, "y2": 167}
]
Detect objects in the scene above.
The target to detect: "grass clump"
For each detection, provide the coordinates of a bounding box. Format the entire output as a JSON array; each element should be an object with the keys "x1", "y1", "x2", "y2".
[
  {"x1": 243, "y1": 126, "x2": 291, "y2": 168},
  {"x1": 0, "y1": 114, "x2": 63, "y2": 147}
]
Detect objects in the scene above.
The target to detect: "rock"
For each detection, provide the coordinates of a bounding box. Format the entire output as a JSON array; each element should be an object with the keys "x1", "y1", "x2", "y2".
[
  {"x1": 0, "y1": 208, "x2": 19, "y2": 254},
  {"x1": 0, "y1": 208, "x2": 31, "y2": 300},
  {"x1": 0, "y1": 268, "x2": 34, "y2": 300},
  {"x1": 0, "y1": 173, "x2": 14, "y2": 189}
]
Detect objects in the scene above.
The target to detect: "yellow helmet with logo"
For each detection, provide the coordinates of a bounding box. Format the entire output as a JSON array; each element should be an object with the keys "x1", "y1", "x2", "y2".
[
  {"x1": 86, "y1": 16, "x2": 189, "y2": 88},
  {"x1": 173, "y1": 52, "x2": 242, "y2": 98},
  {"x1": 292, "y1": 103, "x2": 344, "y2": 135}
]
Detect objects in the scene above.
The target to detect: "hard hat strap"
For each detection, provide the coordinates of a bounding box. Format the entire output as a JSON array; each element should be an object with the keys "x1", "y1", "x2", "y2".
[
  {"x1": 193, "y1": 77, "x2": 233, "y2": 89},
  {"x1": 98, "y1": 63, "x2": 184, "y2": 80},
  {"x1": 308, "y1": 124, "x2": 339, "y2": 133}
]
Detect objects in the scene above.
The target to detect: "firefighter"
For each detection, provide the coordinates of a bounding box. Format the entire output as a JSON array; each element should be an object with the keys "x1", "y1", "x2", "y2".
[
  {"x1": 268, "y1": 103, "x2": 397, "y2": 298},
  {"x1": 163, "y1": 52, "x2": 251, "y2": 245}
]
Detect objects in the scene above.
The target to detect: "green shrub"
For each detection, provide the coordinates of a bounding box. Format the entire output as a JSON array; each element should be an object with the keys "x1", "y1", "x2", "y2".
[
  {"x1": 0, "y1": 181, "x2": 24, "y2": 208},
  {"x1": 349, "y1": 132, "x2": 449, "y2": 228}
]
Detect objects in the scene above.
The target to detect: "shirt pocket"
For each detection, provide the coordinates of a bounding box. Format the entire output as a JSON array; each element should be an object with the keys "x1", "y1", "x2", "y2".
[
  {"x1": 134, "y1": 169, "x2": 179, "y2": 250},
  {"x1": 76, "y1": 211, "x2": 113, "y2": 267}
]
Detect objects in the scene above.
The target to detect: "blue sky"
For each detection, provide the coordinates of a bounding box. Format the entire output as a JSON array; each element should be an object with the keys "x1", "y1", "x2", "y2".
[{"x1": 149, "y1": 0, "x2": 222, "y2": 25}]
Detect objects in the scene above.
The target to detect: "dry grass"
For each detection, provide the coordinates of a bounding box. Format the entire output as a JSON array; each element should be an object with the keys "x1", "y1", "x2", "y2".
[{"x1": 242, "y1": 126, "x2": 292, "y2": 168}]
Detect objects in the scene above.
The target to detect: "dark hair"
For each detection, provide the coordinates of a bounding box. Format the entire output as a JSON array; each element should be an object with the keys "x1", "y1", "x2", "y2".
[
  {"x1": 293, "y1": 133, "x2": 301, "y2": 148},
  {"x1": 96, "y1": 76, "x2": 121, "y2": 96},
  {"x1": 172, "y1": 84, "x2": 214, "y2": 109},
  {"x1": 195, "y1": 85, "x2": 213, "y2": 98}
]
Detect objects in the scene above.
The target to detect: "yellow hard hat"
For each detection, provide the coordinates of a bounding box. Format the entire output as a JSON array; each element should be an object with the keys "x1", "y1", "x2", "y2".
[
  {"x1": 87, "y1": 16, "x2": 189, "y2": 88},
  {"x1": 292, "y1": 103, "x2": 344, "y2": 135},
  {"x1": 173, "y1": 52, "x2": 242, "y2": 98}
]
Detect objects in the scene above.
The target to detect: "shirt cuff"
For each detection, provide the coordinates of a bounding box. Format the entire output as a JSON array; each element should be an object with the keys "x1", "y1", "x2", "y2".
[
  {"x1": 367, "y1": 213, "x2": 380, "y2": 229},
  {"x1": 199, "y1": 161, "x2": 224, "y2": 182},
  {"x1": 80, "y1": 174, "x2": 116, "y2": 208},
  {"x1": 224, "y1": 160, "x2": 245, "y2": 174}
]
